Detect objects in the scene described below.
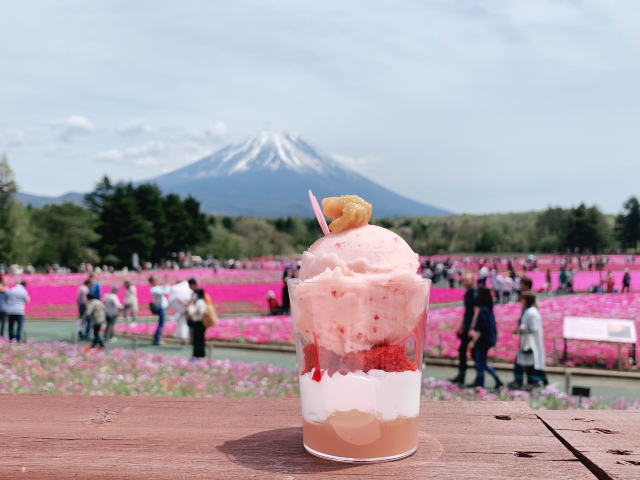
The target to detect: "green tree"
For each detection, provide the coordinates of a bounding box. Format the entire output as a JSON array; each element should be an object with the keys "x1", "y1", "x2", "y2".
[
  {"x1": 615, "y1": 197, "x2": 640, "y2": 253},
  {"x1": 31, "y1": 202, "x2": 99, "y2": 267},
  {"x1": 0, "y1": 153, "x2": 19, "y2": 264},
  {"x1": 564, "y1": 204, "x2": 609, "y2": 253},
  {"x1": 95, "y1": 184, "x2": 155, "y2": 266},
  {"x1": 133, "y1": 183, "x2": 168, "y2": 261},
  {"x1": 84, "y1": 175, "x2": 114, "y2": 214}
]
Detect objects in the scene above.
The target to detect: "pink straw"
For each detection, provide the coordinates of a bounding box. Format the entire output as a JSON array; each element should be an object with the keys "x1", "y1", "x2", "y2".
[{"x1": 309, "y1": 190, "x2": 330, "y2": 236}]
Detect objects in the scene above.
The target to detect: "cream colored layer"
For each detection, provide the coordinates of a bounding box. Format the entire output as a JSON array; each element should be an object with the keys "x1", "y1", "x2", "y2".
[{"x1": 299, "y1": 369, "x2": 422, "y2": 423}]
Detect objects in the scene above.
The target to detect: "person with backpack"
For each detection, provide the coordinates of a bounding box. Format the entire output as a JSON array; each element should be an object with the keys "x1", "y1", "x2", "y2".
[
  {"x1": 187, "y1": 288, "x2": 217, "y2": 358},
  {"x1": 468, "y1": 287, "x2": 503, "y2": 389},
  {"x1": 622, "y1": 268, "x2": 631, "y2": 293},
  {"x1": 103, "y1": 286, "x2": 122, "y2": 343},
  {"x1": 80, "y1": 293, "x2": 106, "y2": 349}
]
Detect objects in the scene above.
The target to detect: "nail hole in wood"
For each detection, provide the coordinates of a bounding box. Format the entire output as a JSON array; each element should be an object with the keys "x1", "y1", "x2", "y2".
[
  {"x1": 583, "y1": 428, "x2": 617, "y2": 434},
  {"x1": 513, "y1": 451, "x2": 536, "y2": 458},
  {"x1": 495, "y1": 415, "x2": 511, "y2": 420},
  {"x1": 608, "y1": 450, "x2": 632, "y2": 455}
]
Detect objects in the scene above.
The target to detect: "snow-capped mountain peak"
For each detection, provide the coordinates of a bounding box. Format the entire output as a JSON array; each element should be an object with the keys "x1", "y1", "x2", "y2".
[{"x1": 181, "y1": 130, "x2": 340, "y2": 180}]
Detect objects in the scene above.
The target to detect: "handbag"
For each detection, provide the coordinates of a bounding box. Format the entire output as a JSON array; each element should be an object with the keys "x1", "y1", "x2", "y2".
[
  {"x1": 202, "y1": 303, "x2": 218, "y2": 329},
  {"x1": 520, "y1": 332, "x2": 534, "y2": 354},
  {"x1": 149, "y1": 302, "x2": 160, "y2": 315}
]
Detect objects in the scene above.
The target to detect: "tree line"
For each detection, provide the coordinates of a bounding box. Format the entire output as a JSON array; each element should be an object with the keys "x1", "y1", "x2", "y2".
[{"x1": 0, "y1": 154, "x2": 638, "y2": 269}]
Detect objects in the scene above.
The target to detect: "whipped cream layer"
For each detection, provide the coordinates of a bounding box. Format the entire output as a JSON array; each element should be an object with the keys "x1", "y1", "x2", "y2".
[{"x1": 300, "y1": 369, "x2": 422, "y2": 423}]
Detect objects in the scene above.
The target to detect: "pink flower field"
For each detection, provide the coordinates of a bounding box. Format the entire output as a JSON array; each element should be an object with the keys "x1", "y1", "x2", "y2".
[
  {"x1": 23, "y1": 280, "x2": 463, "y2": 318},
  {"x1": 116, "y1": 293, "x2": 640, "y2": 370},
  {"x1": 425, "y1": 293, "x2": 640, "y2": 369}
]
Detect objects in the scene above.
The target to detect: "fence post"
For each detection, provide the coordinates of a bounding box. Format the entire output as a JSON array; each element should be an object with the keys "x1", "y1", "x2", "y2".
[
  {"x1": 617, "y1": 343, "x2": 623, "y2": 371},
  {"x1": 564, "y1": 370, "x2": 571, "y2": 394},
  {"x1": 438, "y1": 331, "x2": 443, "y2": 357},
  {"x1": 132, "y1": 337, "x2": 137, "y2": 352},
  {"x1": 23, "y1": 330, "x2": 27, "y2": 343},
  {"x1": 553, "y1": 338, "x2": 558, "y2": 365},
  {"x1": 240, "y1": 321, "x2": 245, "y2": 341},
  {"x1": 207, "y1": 344, "x2": 213, "y2": 359},
  {"x1": 71, "y1": 330, "x2": 77, "y2": 345}
]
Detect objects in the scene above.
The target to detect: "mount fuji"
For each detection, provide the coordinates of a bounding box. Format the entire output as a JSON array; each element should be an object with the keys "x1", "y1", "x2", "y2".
[{"x1": 148, "y1": 131, "x2": 450, "y2": 217}]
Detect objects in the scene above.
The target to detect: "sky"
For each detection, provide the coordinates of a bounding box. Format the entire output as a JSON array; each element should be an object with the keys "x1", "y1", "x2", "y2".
[{"x1": 1, "y1": 0, "x2": 639, "y2": 214}]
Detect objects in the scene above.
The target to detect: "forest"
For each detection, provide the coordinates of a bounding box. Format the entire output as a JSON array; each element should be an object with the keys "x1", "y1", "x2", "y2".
[{"x1": 1, "y1": 155, "x2": 638, "y2": 269}]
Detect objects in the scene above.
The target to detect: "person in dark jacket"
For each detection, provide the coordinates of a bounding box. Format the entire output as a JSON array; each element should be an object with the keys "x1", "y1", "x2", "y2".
[
  {"x1": 468, "y1": 287, "x2": 503, "y2": 389},
  {"x1": 448, "y1": 273, "x2": 478, "y2": 384}
]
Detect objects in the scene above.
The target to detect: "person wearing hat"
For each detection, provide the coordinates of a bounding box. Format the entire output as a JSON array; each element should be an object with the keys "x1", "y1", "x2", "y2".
[{"x1": 622, "y1": 268, "x2": 631, "y2": 293}]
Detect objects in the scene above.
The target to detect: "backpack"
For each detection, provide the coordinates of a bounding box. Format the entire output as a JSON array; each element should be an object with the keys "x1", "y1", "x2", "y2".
[{"x1": 201, "y1": 293, "x2": 218, "y2": 328}]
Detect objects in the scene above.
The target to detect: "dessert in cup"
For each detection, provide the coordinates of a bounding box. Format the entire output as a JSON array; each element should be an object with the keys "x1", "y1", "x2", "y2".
[{"x1": 289, "y1": 194, "x2": 430, "y2": 462}]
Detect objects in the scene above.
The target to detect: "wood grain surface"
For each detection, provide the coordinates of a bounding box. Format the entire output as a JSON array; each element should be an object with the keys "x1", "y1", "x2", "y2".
[
  {"x1": 0, "y1": 396, "x2": 594, "y2": 479},
  {"x1": 538, "y1": 410, "x2": 640, "y2": 480}
]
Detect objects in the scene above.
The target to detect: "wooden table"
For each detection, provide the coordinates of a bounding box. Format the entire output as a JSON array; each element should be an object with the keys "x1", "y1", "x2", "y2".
[{"x1": 0, "y1": 396, "x2": 638, "y2": 479}]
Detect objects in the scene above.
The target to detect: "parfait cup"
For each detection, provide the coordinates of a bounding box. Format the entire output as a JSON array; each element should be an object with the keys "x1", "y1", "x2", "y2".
[{"x1": 288, "y1": 278, "x2": 431, "y2": 463}]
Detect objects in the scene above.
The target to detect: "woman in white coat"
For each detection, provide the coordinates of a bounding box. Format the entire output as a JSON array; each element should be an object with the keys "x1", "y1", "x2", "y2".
[{"x1": 515, "y1": 291, "x2": 548, "y2": 388}]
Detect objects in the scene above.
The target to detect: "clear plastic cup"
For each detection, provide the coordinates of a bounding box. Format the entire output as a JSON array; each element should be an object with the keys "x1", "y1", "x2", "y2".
[{"x1": 288, "y1": 278, "x2": 431, "y2": 463}]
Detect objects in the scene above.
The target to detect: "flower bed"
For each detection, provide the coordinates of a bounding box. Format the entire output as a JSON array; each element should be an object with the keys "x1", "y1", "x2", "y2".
[
  {"x1": 0, "y1": 341, "x2": 638, "y2": 409},
  {"x1": 24, "y1": 284, "x2": 463, "y2": 318},
  {"x1": 425, "y1": 293, "x2": 640, "y2": 369},
  {"x1": 117, "y1": 293, "x2": 640, "y2": 369}
]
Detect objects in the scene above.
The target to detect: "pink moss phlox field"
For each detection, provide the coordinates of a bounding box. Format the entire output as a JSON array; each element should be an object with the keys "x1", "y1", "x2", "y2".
[
  {"x1": 114, "y1": 316, "x2": 296, "y2": 344},
  {"x1": 0, "y1": 340, "x2": 638, "y2": 409},
  {"x1": 117, "y1": 293, "x2": 640, "y2": 369},
  {"x1": 24, "y1": 283, "x2": 463, "y2": 318},
  {"x1": 425, "y1": 293, "x2": 640, "y2": 369}
]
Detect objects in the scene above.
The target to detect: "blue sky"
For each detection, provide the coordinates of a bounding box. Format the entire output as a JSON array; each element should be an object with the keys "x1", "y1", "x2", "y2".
[{"x1": 1, "y1": 0, "x2": 639, "y2": 214}]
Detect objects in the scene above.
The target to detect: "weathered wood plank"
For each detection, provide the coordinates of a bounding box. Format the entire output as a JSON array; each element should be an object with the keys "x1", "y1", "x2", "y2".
[
  {"x1": 538, "y1": 410, "x2": 640, "y2": 480},
  {"x1": 0, "y1": 396, "x2": 592, "y2": 479}
]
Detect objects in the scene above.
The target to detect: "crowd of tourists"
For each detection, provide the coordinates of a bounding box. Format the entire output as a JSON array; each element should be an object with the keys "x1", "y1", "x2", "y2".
[
  {"x1": 448, "y1": 273, "x2": 548, "y2": 390},
  {"x1": 76, "y1": 274, "x2": 217, "y2": 358}
]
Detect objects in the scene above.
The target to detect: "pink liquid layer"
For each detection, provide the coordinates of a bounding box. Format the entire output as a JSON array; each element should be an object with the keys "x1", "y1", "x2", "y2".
[{"x1": 303, "y1": 411, "x2": 419, "y2": 460}]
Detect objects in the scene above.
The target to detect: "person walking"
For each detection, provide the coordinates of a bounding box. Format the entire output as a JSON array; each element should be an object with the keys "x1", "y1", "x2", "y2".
[
  {"x1": 83, "y1": 276, "x2": 102, "y2": 339},
  {"x1": 622, "y1": 268, "x2": 631, "y2": 293},
  {"x1": 7, "y1": 281, "x2": 30, "y2": 342},
  {"x1": 149, "y1": 275, "x2": 170, "y2": 346},
  {"x1": 468, "y1": 287, "x2": 503, "y2": 389},
  {"x1": 448, "y1": 273, "x2": 478, "y2": 384},
  {"x1": 501, "y1": 272, "x2": 514, "y2": 304},
  {"x1": 282, "y1": 267, "x2": 293, "y2": 314},
  {"x1": 77, "y1": 279, "x2": 91, "y2": 339},
  {"x1": 513, "y1": 291, "x2": 548, "y2": 388},
  {"x1": 508, "y1": 276, "x2": 538, "y2": 389},
  {"x1": 0, "y1": 275, "x2": 8, "y2": 338},
  {"x1": 103, "y1": 286, "x2": 122, "y2": 343},
  {"x1": 122, "y1": 281, "x2": 138, "y2": 328},
  {"x1": 187, "y1": 288, "x2": 208, "y2": 358},
  {"x1": 81, "y1": 293, "x2": 106, "y2": 349}
]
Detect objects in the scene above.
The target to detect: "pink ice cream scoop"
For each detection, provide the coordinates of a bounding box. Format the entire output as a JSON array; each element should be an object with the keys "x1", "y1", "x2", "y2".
[
  {"x1": 299, "y1": 225, "x2": 420, "y2": 282},
  {"x1": 291, "y1": 224, "x2": 428, "y2": 355}
]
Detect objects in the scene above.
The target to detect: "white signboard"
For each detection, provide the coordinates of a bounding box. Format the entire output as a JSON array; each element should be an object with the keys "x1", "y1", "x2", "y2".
[{"x1": 563, "y1": 316, "x2": 637, "y2": 344}]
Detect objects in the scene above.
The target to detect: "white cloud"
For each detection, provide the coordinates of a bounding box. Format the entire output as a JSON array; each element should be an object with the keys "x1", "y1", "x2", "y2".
[
  {"x1": 51, "y1": 115, "x2": 95, "y2": 142},
  {"x1": 188, "y1": 121, "x2": 228, "y2": 143},
  {"x1": 124, "y1": 140, "x2": 165, "y2": 157},
  {"x1": 332, "y1": 153, "x2": 383, "y2": 172},
  {"x1": 96, "y1": 149, "x2": 124, "y2": 163},
  {"x1": 117, "y1": 118, "x2": 155, "y2": 136}
]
